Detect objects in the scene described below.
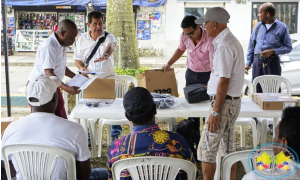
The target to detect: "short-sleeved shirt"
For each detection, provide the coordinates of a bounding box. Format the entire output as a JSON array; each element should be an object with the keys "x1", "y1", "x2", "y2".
[
  {"x1": 74, "y1": 31, "x2": 116, "y2": 78},
  {"x1": 1, "y1": 112, "x2": 90, "y2": 180},
  {"x1": 178, "y1": 27, "x2": 214, "y2": 72},
  {"x1": 107, "y1": 124, "x2": 198, "y2": 180},
  {"x1": 28, "y1": 33, "x2": 67, "y2": 81},
  {"x1": 207, "y1": 28, "x2": 245, "y2": 97}
]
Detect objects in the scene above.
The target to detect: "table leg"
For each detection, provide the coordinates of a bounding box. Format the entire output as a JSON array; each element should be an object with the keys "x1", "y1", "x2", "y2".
[
  {"x1": 80, "y1": 118, "x2": 88, "y2": 135},
  {"x1": 73, "y1": 118, "x2": 80, "y2": 124},
  {"x1": 273, "y1": 117, "x2": 279, "y2": 139}
]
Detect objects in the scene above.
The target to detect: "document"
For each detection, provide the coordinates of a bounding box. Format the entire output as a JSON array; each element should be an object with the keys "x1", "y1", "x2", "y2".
[{"x1": 66, "y1": 74, "x2": 98, "y2": 90}]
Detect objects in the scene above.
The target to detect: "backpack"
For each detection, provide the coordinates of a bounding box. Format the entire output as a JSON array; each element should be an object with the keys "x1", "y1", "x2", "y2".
[{"x1": 174, "y1": 118, "x2": 200, "y2": 161}]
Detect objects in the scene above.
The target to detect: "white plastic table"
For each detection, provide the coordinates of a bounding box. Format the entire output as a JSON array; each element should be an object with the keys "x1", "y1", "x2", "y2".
[{"x1": 70, "y1": 97, "x2": 282, "y2": 138}]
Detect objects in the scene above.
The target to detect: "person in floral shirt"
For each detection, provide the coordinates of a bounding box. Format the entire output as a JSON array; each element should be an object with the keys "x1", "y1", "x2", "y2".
[{"x1": 107, "y1": 87, "x2": 199, "y2": 179}]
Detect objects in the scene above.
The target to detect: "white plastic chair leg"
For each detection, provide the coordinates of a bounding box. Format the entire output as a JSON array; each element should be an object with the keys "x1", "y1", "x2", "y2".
[
  {"x1": 88, "y1": 120, "x2": 96, "y2": 158},
  {"x1": 256, "y1": 121, "x2": 261, "y2": 145},
  {"x1": 239, "y1": 126, "x2": 245, "y2": 147},
  {"x1": 214, "y1": 152, "x2": 221, "y2": 180},
  {"x1": 98, "y1": 120, "x2": 105, "y2": 157},
  {"x1": 249, "y1": 120, "x2": 257, "y2": 148},
  {"x1": 261, "y1": 119, "x2": 268, "y2": 145},
  {"x1": 107, "y1": 124, "x2": 112, "y2": 145}
]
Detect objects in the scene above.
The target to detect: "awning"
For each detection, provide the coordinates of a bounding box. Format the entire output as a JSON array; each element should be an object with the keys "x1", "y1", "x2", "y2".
[
  {"x1": 92, "y1": 0, "x2": 166, "y2": 7},
  {"x1": 5, "y1": 0, "x2": 90, "y2": 6}
]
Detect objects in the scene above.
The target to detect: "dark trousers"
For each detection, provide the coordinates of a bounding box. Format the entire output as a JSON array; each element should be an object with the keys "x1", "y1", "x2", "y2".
[
  {"x1": 252, "y1": 56, "x2": 281, "y2": 93},
  {"x1": 185, "y1": 68, "x2": 211, "y2": 134}
]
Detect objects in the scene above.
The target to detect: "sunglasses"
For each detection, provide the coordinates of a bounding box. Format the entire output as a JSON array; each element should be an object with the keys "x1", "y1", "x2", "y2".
[{"x1": 183, "y1": 29, "x2": 195, "y2": 37}]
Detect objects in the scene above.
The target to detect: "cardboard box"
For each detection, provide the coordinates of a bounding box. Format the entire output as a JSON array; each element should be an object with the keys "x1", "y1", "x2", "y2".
[
  {"x1": 1, "y1": 117, "x2": 20, "y2": 138},
  {"x1": 252, "y1": 93, "x2": 298, "y2": 110},
  {"x1": 83, "y1": 79, "x2": 115, "y2": 99},
  {"x1": 136, "y1": 68, "x2": 179, "y2": 97}
]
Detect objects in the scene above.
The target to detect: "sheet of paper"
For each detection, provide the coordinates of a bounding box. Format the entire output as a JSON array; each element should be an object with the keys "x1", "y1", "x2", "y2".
[
  {"x1": 79, "y1": 76, "x2": 98, "y2": 90},
  {"x1": 78, "y1": 70, "x2": 105, "y2": 75}
]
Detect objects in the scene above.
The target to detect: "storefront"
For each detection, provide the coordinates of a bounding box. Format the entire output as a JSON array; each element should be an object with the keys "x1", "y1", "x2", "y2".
[{"x1": 12, "y1": 6, "x2": 87, "y2": 52}]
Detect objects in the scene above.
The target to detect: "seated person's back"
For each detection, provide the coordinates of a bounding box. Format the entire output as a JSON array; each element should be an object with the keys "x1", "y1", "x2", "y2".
[
  {"x1": 107, "y1": 87, "x2": 198, "y2": 179},
  {"x1": 1, "y1": 75, "x2": 91, "y2": 180},
  {"x1": 242, "y1": 106, "x2": 300, "y2": 180}
]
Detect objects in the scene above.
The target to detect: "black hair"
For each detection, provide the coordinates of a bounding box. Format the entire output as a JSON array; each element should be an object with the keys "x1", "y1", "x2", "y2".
[
  {"x1": 279, "y1": 106, "x2": 300, "y2": 158},
  {"x1": 264, "y1": 5, "x2": 276, "y2": 17},
  {"x1": 88, "y1": 11, "x2": 103, "y2": 24},
  {"x1": 126, "y1": 105, "x2": 156, "y2": 125},
  {"x1": 181, "y1": 15, "x2": 197, "y2": 29}
]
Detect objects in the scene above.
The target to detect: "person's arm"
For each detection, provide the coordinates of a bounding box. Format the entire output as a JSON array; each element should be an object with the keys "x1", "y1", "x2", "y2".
[
  {"x1": 75, "y1": 60, "x2": 88, "y2": 72},
  {"x1": 94, "y1": 42, "x2": 116, "y2": 62},
  {"x1": 269, "y1": 26, "x2": 292, "y2": 56},
  {"x1": 206, "y1": 77, "x2": 230, "y2": 132},
  {"x1": 76, "y1": 159, "x2": 91, "y2": 180},
  {"x1": 44, "y1": 69, "x2": 80, "y2": 95},
  {"x1": 65, "y1": 66, "x2": 76, "y2": 79},
  {"x1": 246, "y1": 23, "x2": 260, "y2": 69},
  {"x1": 3, "y1": 160, "x2": 16, "y2": 178},
  {"x1": 163, "y1": 48, "x2": 185, "y2": 72}
]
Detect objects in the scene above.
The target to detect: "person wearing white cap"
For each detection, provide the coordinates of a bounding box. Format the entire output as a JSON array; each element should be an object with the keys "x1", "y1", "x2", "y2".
[
  {"x1": 195, "y1": 7, "x2": 245, "y2": 180},
  {"x1": 2, "y1": 75, "x2": 108, "y2": 180},
  {"x1": 27, "y1": 19, "x2": 81, "y2": 119}
]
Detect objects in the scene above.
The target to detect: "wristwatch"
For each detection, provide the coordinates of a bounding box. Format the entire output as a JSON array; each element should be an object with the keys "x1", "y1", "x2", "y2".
[
  {"x1": 103, "y1": 53, "x2": 109, "y2": 57},
  {"x1": 211, "y1": 111, "x2": 220, "y2": 117}
]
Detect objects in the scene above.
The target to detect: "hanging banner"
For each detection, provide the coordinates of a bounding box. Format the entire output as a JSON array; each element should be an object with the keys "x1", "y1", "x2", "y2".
[
  {"x1": 6, "y1": 0, "x2": 90, "y2": 6},
  {"x1": 92, "y1": 0, "x2": 166, "y2": 7}
]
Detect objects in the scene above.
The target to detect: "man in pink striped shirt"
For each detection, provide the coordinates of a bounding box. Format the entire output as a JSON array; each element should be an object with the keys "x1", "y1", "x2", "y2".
[{"x1": 163, "y1": 15, "x2": 214, "y2": 140}]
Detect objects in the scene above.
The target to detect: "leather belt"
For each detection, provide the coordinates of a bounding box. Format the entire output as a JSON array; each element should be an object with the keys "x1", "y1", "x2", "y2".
[{"x1": 210, "y1": 95, "x2": 240, "y2": 101}]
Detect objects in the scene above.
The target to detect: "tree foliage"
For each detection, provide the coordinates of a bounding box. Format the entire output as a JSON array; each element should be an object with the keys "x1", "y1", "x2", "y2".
[{"x1": 106, "y1": 0, "x2": 140, "y2": 69}]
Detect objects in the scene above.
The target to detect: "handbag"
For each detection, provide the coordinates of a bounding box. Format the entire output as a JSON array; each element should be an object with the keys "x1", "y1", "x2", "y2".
[
  {"x1": 184, "y1": 84, "x2": 209, "y2": 103},
  {"x1": 83, "y1": 31, "x2": 109, "y2": 68}
]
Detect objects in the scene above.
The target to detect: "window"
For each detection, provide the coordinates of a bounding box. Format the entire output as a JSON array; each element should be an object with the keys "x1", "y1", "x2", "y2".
[
  {"x1": 185, "y1": 7, "x2": 211, "y2": 19},
  {"x1": 251, "y1": 2, "x2": 298, "y2": 34}
]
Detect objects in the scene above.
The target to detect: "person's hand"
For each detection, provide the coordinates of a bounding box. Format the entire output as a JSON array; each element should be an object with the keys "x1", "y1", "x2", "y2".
[
  {"x1": 206, "y1": 114, "x2": 220, "y2": 133},
  {"x1": 162, "y1": 63, "x2": 171, "y2": 72},
  {"x1": 79, "y1": 67, "x2": 88, "y2": 77},
  {"x1": 245, "y1": 65, "x2": 250, "y2": 75},
  {"x1": 67, "y1": 86, "x2": 81, "y2": 95},
  {"x1": 260, "y1": 49, "x2": 275, "y2": 58},
  {"x1": 94, "y1": 55, "x2": 109, "y2": 63}
]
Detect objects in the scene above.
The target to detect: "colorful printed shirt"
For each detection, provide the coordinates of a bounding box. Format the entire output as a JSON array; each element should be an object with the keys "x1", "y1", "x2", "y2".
[{"x1": 107, "y1": 124, "x2": 198, "y2": 179}]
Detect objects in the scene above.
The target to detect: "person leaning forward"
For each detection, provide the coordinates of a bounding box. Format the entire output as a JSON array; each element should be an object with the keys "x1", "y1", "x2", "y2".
[
  {"x1": 27, "y1": 19, "x2": 81, "y2": 119},
  {"x1": 162, "y1": 15, "x2": 214, "y2": 137},
  {"x1": 195, "y1": 7, "x2": 245, "y2": 180},
  {"x1": 74, "y1": 11, "x2": 116, "y2": 79},
  {"x1": 245, "y1": 2, "x2": 292, "y2": 92}
]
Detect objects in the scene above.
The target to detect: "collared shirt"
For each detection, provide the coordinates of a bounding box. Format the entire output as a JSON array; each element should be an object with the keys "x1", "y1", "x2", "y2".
[
  {"x1": 73, "y1": 31, "x2": 116, "y2": 78},
  {"x1": 246, "y1": 19, "x2": 292, "y2": 66},
  {"x1": 28, "y1": 33, "x2": 67, "y2": 81},
  {"x1": 242, "y1": 160, "x2": 300, "y2": 180},
  {"x1": 207, "y1": 28, "x2": 245, "y2": 97},
  {"x1": 107, "y1": 124, "x2": 198, "y2": 180},
  {"x1": 178, "y1": 27, "x2": 214, "y2": 72}
]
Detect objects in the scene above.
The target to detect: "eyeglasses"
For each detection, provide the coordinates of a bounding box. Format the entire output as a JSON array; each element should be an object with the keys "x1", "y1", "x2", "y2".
[{"x1": 183, "y1": 29, "x2": 195, "y2": 37}]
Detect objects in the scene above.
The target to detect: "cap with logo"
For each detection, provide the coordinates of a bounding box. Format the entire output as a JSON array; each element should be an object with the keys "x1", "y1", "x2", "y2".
[
  {"x1": 195, "y1": 7, "x2": 230, "y2": 24},
  {"x1": 26, "y1": 74, "x2": 61, "y2": 106},
  {"x1": 123, "y1": 87, "x2": 154, "y2": 119}
]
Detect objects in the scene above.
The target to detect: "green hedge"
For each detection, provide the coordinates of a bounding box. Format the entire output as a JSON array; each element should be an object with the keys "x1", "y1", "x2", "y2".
[{"x1": 67, "y1": 67, "x2": 149, "y2": 114}]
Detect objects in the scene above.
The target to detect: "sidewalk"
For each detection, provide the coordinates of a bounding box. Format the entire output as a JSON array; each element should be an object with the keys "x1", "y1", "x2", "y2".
[{"x1": 1, "y1": 53, "x2": 187, "y2": 68}]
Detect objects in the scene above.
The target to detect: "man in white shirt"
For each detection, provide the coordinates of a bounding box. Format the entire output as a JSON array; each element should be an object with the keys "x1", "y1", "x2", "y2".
[
  {"x1": 2, "y1": 75, "x2": 92, "y2": 180},
  {"x1": 74, "y1": 11, "x2": 116, "y2": 79},
  {"x1": 243, "y1": 106, "x2": 300, "y2": 180},
  {"x1": 27, "y1": 19, "x2": 81, "y2": 119},
  {"x1": 195, "y1": 7, "x2": 245, "y2": 180},
  {"x1": 74, "y1": 11, "x2": 121, "y2": 140}
]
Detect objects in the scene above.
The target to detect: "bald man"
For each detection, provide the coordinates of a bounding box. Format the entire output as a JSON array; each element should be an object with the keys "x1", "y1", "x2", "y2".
[{"x1": 27, "y1": 19, "x2": 80, "y2": 119}]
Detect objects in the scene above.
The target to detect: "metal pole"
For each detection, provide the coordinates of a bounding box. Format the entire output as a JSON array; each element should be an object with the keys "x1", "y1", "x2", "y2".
[{"x1": 2, "y1": 0, "x2": 12, "y2": 116}]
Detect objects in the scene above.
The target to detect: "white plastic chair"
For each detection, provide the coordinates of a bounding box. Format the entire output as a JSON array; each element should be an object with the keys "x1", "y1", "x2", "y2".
[
  {"x1": 253, "y1": 75, "x2": 292, "y2": 144},
  {"x1": 111, "y1": 156, "x2": 197, "y2": 180},
  {"x1": 221, "y1": 149, "x2": 274, "y2": 180},
  {"x1": 2, "y1": 144, "x2": 76, "y2": 180},
  {"x1": 92, "y1": 75, "x2": 138, "y2": 157},
  {"x1": 234, "y1": 79, "x2": 261, "y2": 148}
]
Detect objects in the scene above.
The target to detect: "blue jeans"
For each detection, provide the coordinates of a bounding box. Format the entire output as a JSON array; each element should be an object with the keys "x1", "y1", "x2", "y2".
[
  {"x1": 111, "y1": 125, "x2": 122, "y2": 137},
  {"x1": 89, "y1": 168, "x2": 108, "y2": 180}
]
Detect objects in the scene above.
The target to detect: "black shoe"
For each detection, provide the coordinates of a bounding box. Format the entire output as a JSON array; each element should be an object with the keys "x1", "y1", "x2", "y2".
[{"x1": 269, "y1": 124, "x2": 273, "y2": 135}]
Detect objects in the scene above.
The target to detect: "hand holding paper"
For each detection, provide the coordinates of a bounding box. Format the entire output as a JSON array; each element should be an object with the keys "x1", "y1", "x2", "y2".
[{"x1": 66, "y1": 74, "x2": 98, "y2": 90}]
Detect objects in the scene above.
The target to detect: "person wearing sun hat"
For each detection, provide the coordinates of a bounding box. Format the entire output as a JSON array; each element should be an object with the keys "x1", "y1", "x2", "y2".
[
  {"x1": 195, "y1": 7, "x2": 245, "y2": 180},
  {"x1": 107, "y1": 87, "x2": 199, "y2": 179},
  {"x1": 1, "y1": 74, "x2": 108, "y2": 180}
]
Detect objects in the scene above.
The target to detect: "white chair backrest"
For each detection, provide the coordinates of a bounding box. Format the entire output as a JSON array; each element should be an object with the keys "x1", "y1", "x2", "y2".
[
  {"x1": 2, "y1": 144, "x2": 76, "y2": 180},
  {"x1": 112, "y1": 157, "x2": 196, "y2": 180},
  {"x1": 105, "y1": 75, "x2": 138, "y2": 98},
  {"x1": 243, "y1": 79, "x2": 253, "y2": 98},
  {"x1": 221, "y1": 149, "x2": 274, "y2": 180},
  {"x1": 253, "y1": 75, "x2": 292, "y2": 96}
]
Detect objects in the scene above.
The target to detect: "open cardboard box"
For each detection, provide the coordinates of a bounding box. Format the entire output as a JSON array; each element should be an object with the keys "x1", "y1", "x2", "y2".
[
  {"x1": 1, "y1": 116, "x2": 21, "y2": 138},
  {"x1": 136, "y1": 68, "x2": 179, "y2": 97},
  {"x1": 83, "y1": 79, "x2": 116, "y2": 99},
  {"x1": 252, "y1": 93, "x2": 298, "y2": 110}
]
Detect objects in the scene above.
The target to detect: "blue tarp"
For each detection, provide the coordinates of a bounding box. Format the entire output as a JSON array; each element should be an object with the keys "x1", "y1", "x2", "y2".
[
  {"x1": 92, "y1": 0, "x2": 166, "y2": 7},
  {"x1": 6, "y1": 0, "x2": 90, "y2": 6}
]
